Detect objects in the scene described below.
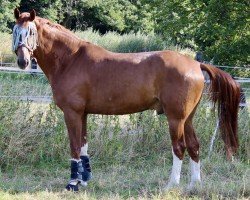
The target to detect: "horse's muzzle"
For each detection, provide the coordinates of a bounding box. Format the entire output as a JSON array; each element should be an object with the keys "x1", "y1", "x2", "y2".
[{"x1": 17, "y1": 58, "x2": 30, "y2": 69}]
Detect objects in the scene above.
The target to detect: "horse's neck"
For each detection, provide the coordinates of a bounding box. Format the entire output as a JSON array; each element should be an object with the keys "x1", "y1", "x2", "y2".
[{"x1": 33, "y1": 19, "x2": 83, "y2": 81}]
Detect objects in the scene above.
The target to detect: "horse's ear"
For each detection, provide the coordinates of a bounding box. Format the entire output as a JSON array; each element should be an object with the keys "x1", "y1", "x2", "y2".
[
  {"x1": 14, "y1": 8, "x2": 20, "y2": 20},
  {"x1": 29, "y1": 9, "x2": 36, "y2": 21}
]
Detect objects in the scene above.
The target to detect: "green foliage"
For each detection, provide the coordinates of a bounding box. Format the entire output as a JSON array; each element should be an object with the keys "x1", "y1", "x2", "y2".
[
  {"x1": 66, "y1": 0, "x2": 154, "y2": 33},
  {"x1": 76, "y1": 29, "x2": 194, "y2": 57},
  {"x1": 195, "y1": 0, "x2": 249, "y2": 66},
  {"x1": 2, "y1": 0, "x2": 248, "y2": 66},
  {"x1": 17, "y1": 0, "x2": 154, "y2": 34},
  {"x1": 76, "y1": 29, "x2": 171, "y2": 53},
  {"x1": 151, "y1": 0, "x2": 249, "y2": 66},
  {"x1": 0, "y1": 32, "x2": 13, "y2": 57},
  {"x1": 0, "y1": 0, "x2": 20, "y2": 32},
  {"x1": 19, "y1": 0, "x2": 64, "y2": 22}
]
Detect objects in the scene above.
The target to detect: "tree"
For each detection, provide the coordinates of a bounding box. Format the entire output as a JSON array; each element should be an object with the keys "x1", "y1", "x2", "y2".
[
  {"x1": 19, "y1": 0, "x2": 64, "y2": 23},
  {"x1": 0, "y1": 0, "x2": 20, "y2": 32},
  {"x1": 150, "y1": 0, "x2": 249, "y2": 66},
  {"x1": 15, "y1": 0, "x2": 154, "y2": 34},
  {"x1": 195, "y1": 0, "x2": 249, "y2": 65},
  {"x1": 60, "y1": 0, "x2": 154, "y2": 34}
]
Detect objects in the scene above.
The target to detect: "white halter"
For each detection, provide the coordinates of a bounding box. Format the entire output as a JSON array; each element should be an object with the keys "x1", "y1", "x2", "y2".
[{"x1": 12, "y1": 22, "x2": 38, "y2": 52}]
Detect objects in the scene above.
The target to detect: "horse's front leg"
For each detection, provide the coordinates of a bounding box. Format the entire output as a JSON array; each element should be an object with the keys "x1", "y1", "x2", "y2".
[
  {"x1": 63, "y1": 108, "x2": 84, "y2": 191},
  {"x1": 80, "y1": 114, "x2": 92, "y2": 185}
]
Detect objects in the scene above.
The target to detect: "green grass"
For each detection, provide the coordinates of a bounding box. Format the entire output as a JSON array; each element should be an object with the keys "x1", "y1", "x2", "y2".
[
  {"x1": 0, "y1": 95, "x2": 249, "y2": 199},
  {"x1": 0, "y1": 30, "x2": 249, "y2": 199},
  {"x1": 0, "y1": 33, "x2": 12, "y2": 55},
  {"x1": 0, "y1": 73, "x2": 249, "y2": 199},
  {"x1": 0, "y1": 73, "x2": 51, "y2": 96},
  {"x1": 0, "y1": 153, "x2": 249, "y2": 200}
]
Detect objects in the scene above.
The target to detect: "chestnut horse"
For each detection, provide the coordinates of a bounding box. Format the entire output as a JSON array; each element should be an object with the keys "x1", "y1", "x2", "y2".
[{"x1": 12, "y1": 9, "x2": 240, "y2": 191}]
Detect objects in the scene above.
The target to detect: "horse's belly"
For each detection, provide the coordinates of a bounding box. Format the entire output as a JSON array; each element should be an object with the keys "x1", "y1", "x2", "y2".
[
  {"x1": 85, "y1": 93, "x2": 160, "y2": 115},
  {"x1": 84, "y1": 62, "x2": 161, "y2": 114}
]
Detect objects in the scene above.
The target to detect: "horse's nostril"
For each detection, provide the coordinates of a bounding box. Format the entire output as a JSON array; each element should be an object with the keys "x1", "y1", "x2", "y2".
[
  {"x1": 17, "y1": 58, "x2": 29, "y2": 69},
  {"x1": 17, "y1": 59, "x2": 24, "y2": 66},
  {"x1": 26, "y1": 59, "x2": 30, "y2": 66},
  {"x1": 24, "y1": 59, "x2": 28, "y2": 65}
]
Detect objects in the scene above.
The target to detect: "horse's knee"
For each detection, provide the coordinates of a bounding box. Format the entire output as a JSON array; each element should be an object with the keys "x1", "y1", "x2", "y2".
[
  {"x1": 172, "y1": 141, "x2": 186, "y2": 160},
  {"x1": 187, "y1": 142, "x2": 200, "y2": 162}
]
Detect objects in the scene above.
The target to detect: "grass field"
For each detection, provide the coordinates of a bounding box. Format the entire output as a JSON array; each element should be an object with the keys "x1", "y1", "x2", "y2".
[
  {"x1": 0, "y1": 154, "x2": 249, "y2": 200},
  {"x1": 0, "y1": 89, "x2": 249, "y2": 199},
  {"x1": 0, "y1": 30, "x2": 249, "y2": 199}
]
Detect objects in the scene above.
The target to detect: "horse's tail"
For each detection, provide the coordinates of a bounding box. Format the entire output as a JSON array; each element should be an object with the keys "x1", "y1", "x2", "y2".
[{"x1": 200, "y1": 63, "x2": 241, "y2": 159}]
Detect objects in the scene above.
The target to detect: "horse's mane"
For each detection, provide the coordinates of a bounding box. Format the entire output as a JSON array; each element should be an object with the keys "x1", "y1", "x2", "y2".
[
  {"x1": 34, "y1": 16, "x2": 108, "y2": 54},
  {"x1": 35, "y1": 16, "x2": 81, "y2": 41},
  {"x1": 35, "y1": 17, "x2": 67, "y2": 31}
]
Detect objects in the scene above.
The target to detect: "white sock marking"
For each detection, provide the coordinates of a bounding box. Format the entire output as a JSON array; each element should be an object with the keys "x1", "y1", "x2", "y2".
[
  {"x1": 80, "y1": 143, "x2": 88, "y2": 156},
  {"x1": 70, "y1": 158, "x2": 81, "y2": 162},
  {"x1": 189, "y1": 158, "x2": 201, "y2": 186},
  {"x1": 69, "y1": 179, "x2": 78, "y2": 185},
  {"x1": 167, "y1": 149, "x2": 183, "y2": 187}
]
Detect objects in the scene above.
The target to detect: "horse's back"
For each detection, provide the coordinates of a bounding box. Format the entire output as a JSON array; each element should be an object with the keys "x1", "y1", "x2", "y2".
[{"x1": 85, "y1": 50, "x2": 204, "y2": 115}]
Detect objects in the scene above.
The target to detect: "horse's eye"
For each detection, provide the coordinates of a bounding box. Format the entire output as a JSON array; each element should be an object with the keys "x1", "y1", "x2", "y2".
[
  {"x1": 30, "y1": 29, "x2": 34, "y2": 35},
  {"x1": 18, "y1": 29, "x2": 27, "y2": 43}
]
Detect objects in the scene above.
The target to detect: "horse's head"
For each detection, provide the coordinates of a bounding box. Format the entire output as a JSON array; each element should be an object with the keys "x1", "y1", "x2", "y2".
[{"x1": 12, "y1": 8, "x2": 38, "y2": 69}]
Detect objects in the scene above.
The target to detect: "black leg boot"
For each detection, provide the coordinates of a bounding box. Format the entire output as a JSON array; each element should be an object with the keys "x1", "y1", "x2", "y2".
[
  {"x1": 65, "y1": 160, "x2": 84, "y2": 191},
  {"x1": 80, "y1": 155, "x2": 92, "y2": 182}
]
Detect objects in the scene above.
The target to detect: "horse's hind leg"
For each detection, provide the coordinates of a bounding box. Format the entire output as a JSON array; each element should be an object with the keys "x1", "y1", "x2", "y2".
[
  {"x1": 165, "y1": 118, "x2": 186, "y2": 189},
  {"x1": 184, "y1": 108, "x2": 201, "y2": 189},
  {"x1": 162, "y1": 84, "x2": 203, "y2": 189}
]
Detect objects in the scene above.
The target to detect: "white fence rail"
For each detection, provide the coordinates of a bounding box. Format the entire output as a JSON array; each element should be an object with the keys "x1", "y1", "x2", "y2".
[{"x1": 0, "y1": 66, "x2": 43, "y2": 74}]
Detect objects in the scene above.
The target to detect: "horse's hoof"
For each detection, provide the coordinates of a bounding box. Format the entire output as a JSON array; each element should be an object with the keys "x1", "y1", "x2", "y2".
[
  {"x1": 65, "y1": 183, "x2": 79, "y2": 192},
  {"x1": 162, "y1": 182, "x2": 180, "y2": 192},
  {"x1": 79, "y1": 180, "x2": 88, "y2": 187},
  {"x1": 187, "y1": 181, "x2": 202, "y2": 192}
]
